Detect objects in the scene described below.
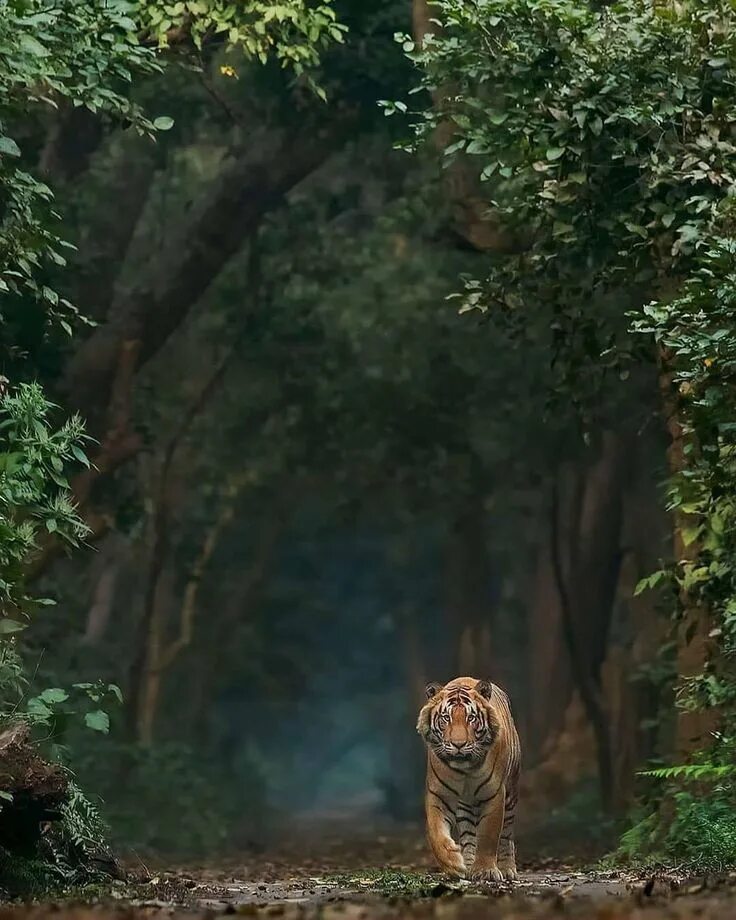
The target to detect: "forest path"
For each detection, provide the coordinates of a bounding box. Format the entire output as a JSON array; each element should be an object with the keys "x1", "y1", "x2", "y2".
[
  {"x1": 94, "y1": 819, "x2": 734, "y2": 920},
  {"x1": 9, "y1": 866, "x2": 732, "y2": 920},
  {"x1": 187, "y1": 866, "x2": 632, "y2": 908}
]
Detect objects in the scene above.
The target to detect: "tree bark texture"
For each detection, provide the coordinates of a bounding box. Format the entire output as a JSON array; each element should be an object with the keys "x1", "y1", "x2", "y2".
[
  {"x1": 444, "y1": 489, "x2": 495, "y2": 677},
  {"x1": 548, "y1": 431, "x2": 629, "y2": 811}
]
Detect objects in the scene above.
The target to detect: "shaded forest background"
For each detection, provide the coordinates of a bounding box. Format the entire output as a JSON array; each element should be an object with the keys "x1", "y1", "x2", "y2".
[{"x1": 3, "y1": 0, "x2": 699, "y2": 863}]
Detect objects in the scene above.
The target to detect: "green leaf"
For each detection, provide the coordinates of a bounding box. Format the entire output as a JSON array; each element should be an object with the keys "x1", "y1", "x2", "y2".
[
  {"x1": 0, "y1": 136, "x2": 21, "y2": 157},
  {"x1": 625, "y1": 222, "x2": 648, "y2": 239},
  {"x1": 545, "y1": 147, "x2": 566, "y2": 161},
  {"x1": 39, "y1": 688, "x2": 69, "y2": 704},
  {"x1": 0, "y1": 619, "x2": 27, "y2": 635},
  {"x1": 443, "y1": 139, "x2": 466, "y2": 156},
  {"x1": 19, "y1": 34, "x2": 48, "y2": 56},
  {"x1": 71, "y1": 444, "x2": 90, "y2": 468},
  {"x1": 84, "y1": 710, "x2": 110, "y2": 733},
  {"x1": 682, "y1": 524, "x2": 702, "y2": 547},
  {"x1": 153, "y1": 116, "x2": 175, "y2": 131},
  {"x1": 26, "y1": 698, "x2": 52, "y2": 718}
]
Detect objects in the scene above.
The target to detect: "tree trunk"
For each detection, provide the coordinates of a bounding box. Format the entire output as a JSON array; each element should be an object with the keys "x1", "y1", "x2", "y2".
[
  {"x1": 82, "y1": 533, "x2": 127, "y2": 645},
  {"x1": 549, "y1": 431, "x2": 629, "y2": 812},
  {"x1": 445, "y1": 489, "x2": 495, "y2": 677},
  {"x1": 129, "y1": 474, "x2": 247, "y2": 744},
  {"x1": 63, "y1": 128, "x2": 342, "y2": 434},
  {"x1": 71, "y1": 136, "x2": 157, "y2": 324},
  {"x1": 527, "y1": 542, "x2": 573, "y2": 762},
  {"x1": 399, "y1": 603, "x2": 429, "y2": 710},
  {"x1": 135, "y1": 562, "x2": 175, "y2": 746},
  {"x1": 182, "y1": 488, "x2": 297, "y2": 740},
  {"x1": 38, "y1": 106, "x2": 103, "y2": 183}
]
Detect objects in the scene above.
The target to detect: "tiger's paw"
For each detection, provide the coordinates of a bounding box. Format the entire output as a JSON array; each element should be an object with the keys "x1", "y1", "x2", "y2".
[
  {"x1": 469, "y1": 862, "x2": 503, "y2": 883},
  {"x1": 436, "y1": 840, "x2": 466, "y2": 878},
  {"x1": 499, "y1": 864, "x2": 518, "y2": 881}
]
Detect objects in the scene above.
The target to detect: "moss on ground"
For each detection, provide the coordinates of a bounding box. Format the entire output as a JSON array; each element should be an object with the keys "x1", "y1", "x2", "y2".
[{"x1": 328, "y1": 869, "x2": 467, "y2": 898}]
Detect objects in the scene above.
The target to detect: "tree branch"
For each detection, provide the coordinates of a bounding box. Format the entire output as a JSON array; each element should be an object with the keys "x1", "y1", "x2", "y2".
[{"x1": 63, "y1": 126, "x2": 344, "y2": 429}]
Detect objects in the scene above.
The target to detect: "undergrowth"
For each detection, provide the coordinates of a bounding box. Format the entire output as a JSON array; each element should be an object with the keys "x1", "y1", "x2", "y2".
[
  {"x1": 527, "y1": 779, "x2": 618, "y2": 861},
  {"x1": 617, "y1": 744, "x2": 736, "y2": 871},
  {"x1": 0, "y1": 782, "x2": 116, "y2": 898},
  {"x1": 73, "y1": 740, "x2": 270, "y2": 857}
]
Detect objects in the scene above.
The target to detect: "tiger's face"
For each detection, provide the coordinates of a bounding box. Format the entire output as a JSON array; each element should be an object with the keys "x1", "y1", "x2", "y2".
[{"x1": 416, "y1": 679, "x2": 498, "y2": 768}]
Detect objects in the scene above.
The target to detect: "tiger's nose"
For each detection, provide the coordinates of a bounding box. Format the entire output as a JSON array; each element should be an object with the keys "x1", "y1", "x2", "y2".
[{"x1": 450, "y1": 741, "x2": 465, "y2": 751}]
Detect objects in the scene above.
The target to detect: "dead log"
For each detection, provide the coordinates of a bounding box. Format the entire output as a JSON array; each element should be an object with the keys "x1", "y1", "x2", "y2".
[{"x1": 0, "y1": 723, "x2": 68, "y2": 855}]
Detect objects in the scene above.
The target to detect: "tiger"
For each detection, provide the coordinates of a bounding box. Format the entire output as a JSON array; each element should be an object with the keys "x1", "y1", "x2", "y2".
[{"x1": 416, "y1": 676, "x2": 521, "y2": 882}]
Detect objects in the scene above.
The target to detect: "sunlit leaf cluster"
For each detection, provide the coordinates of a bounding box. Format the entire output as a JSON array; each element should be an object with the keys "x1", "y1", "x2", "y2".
[{"x1": 139, "y1": 0, "x2": 346, "y2": 93}]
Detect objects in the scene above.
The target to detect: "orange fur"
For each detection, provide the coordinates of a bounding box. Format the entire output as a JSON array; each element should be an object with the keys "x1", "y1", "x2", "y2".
[{"x1": 416, "y1": 677, "x2": 521, "y2": 881}]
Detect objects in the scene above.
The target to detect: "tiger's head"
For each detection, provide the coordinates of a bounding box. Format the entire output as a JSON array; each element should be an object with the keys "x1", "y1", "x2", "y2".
[{"x1": 416, "y1": 677, "x2": 500, "y2": 769}]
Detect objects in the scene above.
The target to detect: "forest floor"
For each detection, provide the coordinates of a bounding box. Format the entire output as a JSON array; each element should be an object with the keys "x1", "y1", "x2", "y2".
[{"x1": 5, "y1": 819, "x2": 736, "y2": 919}]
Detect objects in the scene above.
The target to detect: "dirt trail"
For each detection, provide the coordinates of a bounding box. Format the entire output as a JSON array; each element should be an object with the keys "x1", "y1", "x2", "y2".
[
  {"x1": 3, "y1": 821, "x2": 734, "y2": 920},
  {"x1": 86, "y1": 822, "x2": 735, "y2": 920},
  {"x1": 191, "y1": 868, "x2": 632, "y2": 908},
  {"x1": 12, "y1": 867, "x2": 734, "y2": 920}
]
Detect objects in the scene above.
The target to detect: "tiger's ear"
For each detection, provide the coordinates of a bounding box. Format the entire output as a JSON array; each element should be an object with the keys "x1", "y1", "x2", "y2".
[
  {"x1": 476, "y1": 679, "x2": 494, "y2": 700},
  {"x1": 425, "y1": 682, "x2": 443, "y2": 699}
]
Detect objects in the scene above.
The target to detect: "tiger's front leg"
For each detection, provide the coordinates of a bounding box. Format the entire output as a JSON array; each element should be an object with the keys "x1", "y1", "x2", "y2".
[
  {"x1": 470, "y1": 789, "x2": 504, "y2": 883},
  {"x1": 426, "y1": 803, "x2": 466, "y2": 877}
]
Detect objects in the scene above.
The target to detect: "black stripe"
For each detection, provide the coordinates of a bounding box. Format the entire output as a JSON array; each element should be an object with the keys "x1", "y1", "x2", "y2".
[
  {"x1": 457, "y1": 816, "x2": 478, "y2": 828},
  {"x1": 474, "y1": 773, "x2": 493, "y2": 796},
  {"x1": 429, "y1": 804, "x2": 449, "y2": 818},
  {"x1": 459, "y1": 830, "x2": 475, "y2": 841},
  {"x1": 474, "y1": 751, "x2": 499, "y2": 796},
  {"x1": 431, "y1": 763, "x2": 461, "y2": 797},
  {"x1": 429, "y1": 789, "x2": 452, "y2": 811},
  {"x1": 476, "y1": 792, "x2": 499, "y2": 806}
]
